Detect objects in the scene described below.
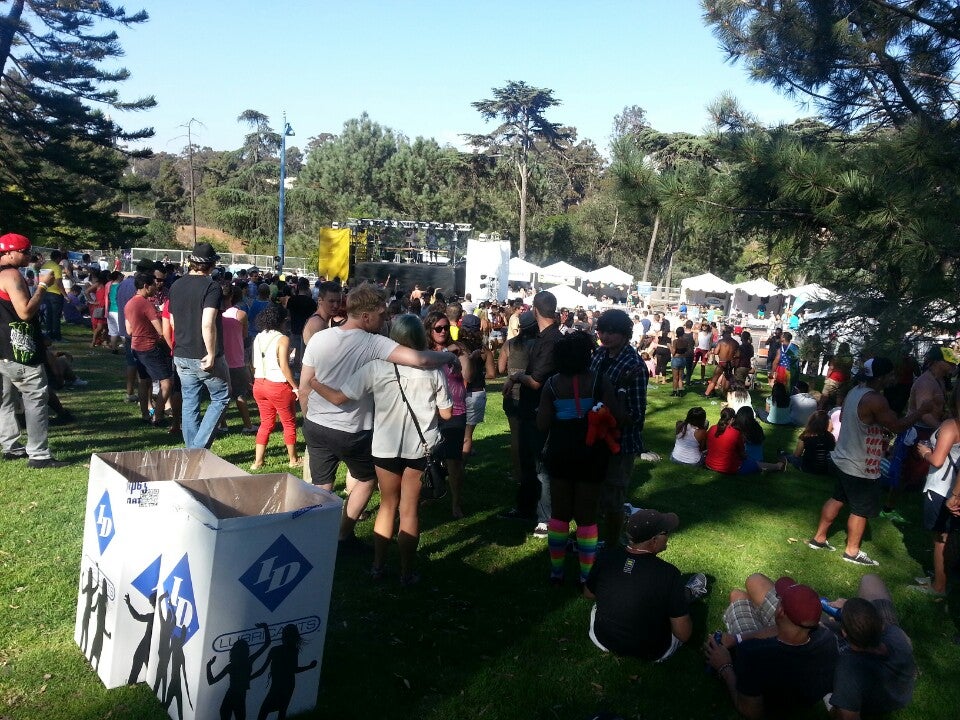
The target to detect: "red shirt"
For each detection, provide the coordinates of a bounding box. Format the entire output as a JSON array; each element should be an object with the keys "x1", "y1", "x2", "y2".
[
  {"x1": 125, "y1": 294, "x2": 161, "y2": 352},
  {"x1": 705, "y1": 426, "x2": 745, "y2": 474}
]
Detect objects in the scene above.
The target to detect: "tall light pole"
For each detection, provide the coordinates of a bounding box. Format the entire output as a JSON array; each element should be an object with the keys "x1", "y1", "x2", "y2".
[{"x1": 277, "y1": 115, "x2": 295, "y2": 273}]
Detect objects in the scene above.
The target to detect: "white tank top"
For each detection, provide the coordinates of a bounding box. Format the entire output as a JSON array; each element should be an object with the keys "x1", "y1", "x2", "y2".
[
  {"x1": 922, "y1": 423, "x2": 960, "y2": 496},
  {"x1": 253, "y1": 330, "x2": 286, "y2": 382},
  {"x1": 831, "y1": 386, "x2": 886, "y2": 479}
]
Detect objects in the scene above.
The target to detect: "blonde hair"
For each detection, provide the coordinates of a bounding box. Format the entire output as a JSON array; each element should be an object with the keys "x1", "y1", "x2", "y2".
[{"x1": 345, "y1": 283, "x2": 387, "y2": 317}]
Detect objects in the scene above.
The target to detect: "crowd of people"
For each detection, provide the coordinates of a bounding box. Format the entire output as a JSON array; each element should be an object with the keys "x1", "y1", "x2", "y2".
[{"x1": 4, "y1": 235, "x2": 958, "y2": 717}]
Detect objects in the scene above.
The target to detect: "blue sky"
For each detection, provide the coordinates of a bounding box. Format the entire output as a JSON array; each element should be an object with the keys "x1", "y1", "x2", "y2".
[{"x1": 108, "y1": 1, "x2": 811, "y2": 155}]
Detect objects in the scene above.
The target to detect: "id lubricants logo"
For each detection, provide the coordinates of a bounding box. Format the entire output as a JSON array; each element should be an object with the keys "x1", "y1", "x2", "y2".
[
  {"x1": 161, "y1": 554, "x2": 200, "y2": 642},
  {"x1": 94, "y1": 490, "x2": 115, "y2": 554},
  {"x1": 238, "y1": 534, "x2": 313, "y2": 611},
  {"x1": 131, "y1": 555, "x2": 162, "y2": 600}
]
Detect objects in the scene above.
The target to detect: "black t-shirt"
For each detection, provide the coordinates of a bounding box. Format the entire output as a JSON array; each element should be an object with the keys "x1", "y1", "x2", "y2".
[
  {"x1": 519, "y1": 323, "x2": 561, "y2": 415},
  {"x1": 169, "y1": 274, "x2": 223, "y2": 359},
  {"x1": 801, "y1": 433, "x2": 836, "y2": 475},
  {"x1": 286, "y1": 294, "x2": 317, "y2": 335},
  {"x1": 734, "y1": 627, "x2": 838, "y2": 713},
  {"x1": 585, "y1": 548, "x2": 689, "y2": 661}
]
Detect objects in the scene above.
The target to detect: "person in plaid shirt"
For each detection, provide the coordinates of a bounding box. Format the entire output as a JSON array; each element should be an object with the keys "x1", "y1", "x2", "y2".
[{"x1": 590, "y1": 309, "x2": 651, "y2": 545}]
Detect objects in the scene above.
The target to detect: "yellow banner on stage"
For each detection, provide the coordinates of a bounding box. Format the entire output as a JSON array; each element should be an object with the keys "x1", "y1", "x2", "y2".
[{"x1": 317, "y1": 227, "x2": 352, "y2": 281}]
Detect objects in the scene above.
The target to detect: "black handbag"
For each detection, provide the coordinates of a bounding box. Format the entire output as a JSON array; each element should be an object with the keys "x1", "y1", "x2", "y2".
[{"x1": 393, "y1": 365, "x2": 448, "y2": 500}]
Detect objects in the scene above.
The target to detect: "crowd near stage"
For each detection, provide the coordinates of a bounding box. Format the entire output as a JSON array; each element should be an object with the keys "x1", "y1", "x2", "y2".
[{"x1": 353, "y1": 260, "x2": 466, "y2": 297}]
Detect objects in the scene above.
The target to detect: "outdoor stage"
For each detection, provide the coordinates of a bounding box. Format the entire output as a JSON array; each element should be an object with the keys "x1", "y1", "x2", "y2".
[{"x1": 353, "y1": 261, "x2": 465, "y2": 297}]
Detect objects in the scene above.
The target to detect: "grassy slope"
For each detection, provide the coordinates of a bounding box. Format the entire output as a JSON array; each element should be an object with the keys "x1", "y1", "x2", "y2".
[{"x1": 1, "y1": 325, "x2": 957, "y2": 720}]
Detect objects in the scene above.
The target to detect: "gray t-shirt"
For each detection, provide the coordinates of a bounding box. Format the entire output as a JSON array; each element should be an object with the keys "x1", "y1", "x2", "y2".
[
  {"x1": 302, "y1": 327, "x2": 398, "y2": 432},
  {"x1": 830, "y1": 624, "x2": 916, "y2": 715},
  {"x1": 341, "y1": 361, "x2": 451, "y2": 459}
]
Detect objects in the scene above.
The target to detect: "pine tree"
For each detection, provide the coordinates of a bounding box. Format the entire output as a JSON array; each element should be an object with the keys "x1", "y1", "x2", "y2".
[{"x1": 0, "y1": 1, "x2": 155, "y2": 242}]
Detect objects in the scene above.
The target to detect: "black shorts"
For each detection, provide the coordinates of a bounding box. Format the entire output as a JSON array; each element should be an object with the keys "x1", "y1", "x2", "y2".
[
  {"x1": 830, "y1": 460, "x2": 881, "y2": 518},
  {"x1": 502, "y1": 394, "x2": 520, "y2": 418},
  {"x1": 302, "y1": 419, "x2": 375, "y2": 485},
  {"x1": 134, "y1": 346, "x2": 173, "y2": 382},
  {"x1": 922, "y1": 489, "x2": 955, "y2": 533},
  {"x1": 436, "y1": 414, "x2": 466, "y2": 460},
  {"x1": 373, "y1": 456, "x2": 429, "y2": 474},
  {"x1": 228, "y1": 366, "x2": 252, "y2": 400}
]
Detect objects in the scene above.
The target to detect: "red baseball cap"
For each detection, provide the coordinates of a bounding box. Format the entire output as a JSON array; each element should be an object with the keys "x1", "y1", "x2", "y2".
[
  {"x1": 774, "y1": 576, "x2": 822, "y2": 629},
  {"x1": 0, "y1": 233, "x2": 30, "y2": 252}
]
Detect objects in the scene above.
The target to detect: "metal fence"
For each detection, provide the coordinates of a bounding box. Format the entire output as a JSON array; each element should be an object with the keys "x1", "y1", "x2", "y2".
[{"x1": 130, "y1": 248, "x2": 311, "y2": 274}]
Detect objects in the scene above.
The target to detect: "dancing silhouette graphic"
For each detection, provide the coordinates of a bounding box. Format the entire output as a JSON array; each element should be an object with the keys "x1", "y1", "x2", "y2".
[
  {"x1": 251, "y1": 624, "x2": 316, "y2": 720},
  {"x1": 125, "y1": 590, "x2": 157, "y2": 684},
  {"x1": 152, "y1": 592, "x2": 175, "y2": 699},
  {"x1": 163, "y1": 621, "x2": 194, "y2": 720},
  {"x1": 78, "y1": 567, "x2": 97, "y2": 655},
  {"x1": 89, "y1": 578, "x2": 113, "y2": 670},
  {"x1": 206, "y1": 622, "x2": 272, "y2": 720}
]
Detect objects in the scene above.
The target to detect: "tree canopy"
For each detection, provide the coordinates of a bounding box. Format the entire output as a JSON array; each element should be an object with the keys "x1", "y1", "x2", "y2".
[
  {"x1": 0, "y1": 0, "x2": 156, "y2": 243},
  {"x1": 467, "y1": 81, "x2": 572, "y2": 258}
]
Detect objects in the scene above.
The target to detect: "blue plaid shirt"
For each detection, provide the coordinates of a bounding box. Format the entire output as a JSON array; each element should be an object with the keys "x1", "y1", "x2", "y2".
[{"x1": 590, "y1": 343, "x2": 649, "y2": 454}]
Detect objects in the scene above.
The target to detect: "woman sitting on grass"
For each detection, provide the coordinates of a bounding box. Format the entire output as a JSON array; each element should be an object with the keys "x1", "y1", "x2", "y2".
[
  {"x1": 732, "y1": 406, "x2": 767, "y2": 464},
  {"x1": 670, "y1": 407, "x2": 709, "y2": 465},
  {"x1": 250, "y1": 303, "x2": 301, "y2": 470},
  {"x1": 705, "y1": 407, "x2": 785, "y2": 475},
  {"x1": 785, "y1": 410, "x2": 836, "y2": 475},
  {"x1": 311, "y1": 314, "x2": 452, "y2": 586},
  {"x1": 761, "y1": 381, "x2": 792, "y2": 425},
  {"x1": 538, "y1": 331, "x2": 621, "y2": 587}
]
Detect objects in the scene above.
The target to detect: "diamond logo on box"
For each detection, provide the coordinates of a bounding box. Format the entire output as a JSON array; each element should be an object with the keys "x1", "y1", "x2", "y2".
[
  {"x1": 239, "y1": 534, "x2": 314, "y2": 612},
  {"x1": 94, "y1": 490, "x2": 115, "y2": 554},
  {"x1": 131, "y1": 555, "x2": 162, "y2": 600},
  {"x1": 161, "y1": 553, "x2": 200, "y2": 643}
]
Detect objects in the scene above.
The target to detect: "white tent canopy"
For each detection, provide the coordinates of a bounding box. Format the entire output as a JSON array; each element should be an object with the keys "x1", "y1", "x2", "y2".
[
  {"x1": 543, "y1": 284, "x2": 596, "y2": 309},
  {"x1": 730, "y1": 278, "x2": 785, "y2": 316},
  {"x1": 508, "y1": 256, "x2": 542, "y2": 282},
  {"x1": 782, "y1": 283, "x2": 833, "y2": 313},
  {"x1": 680, "y1": 272, "x2": 735, "y2": 309},
  {"x1": 584, "y1": 264, "x2": 633, "y2": 285},
  {"x1": 680, "y1": 272, "x2": 735, "y2": 296},
  {"x1": 539, "y1": 261, "x2": 585, "y2": 285}
]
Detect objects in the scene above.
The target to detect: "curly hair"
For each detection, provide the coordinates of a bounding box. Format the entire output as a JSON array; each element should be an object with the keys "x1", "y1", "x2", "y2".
[{"x1": 255, "y1": 303, "x2": 287, "y2": 332}]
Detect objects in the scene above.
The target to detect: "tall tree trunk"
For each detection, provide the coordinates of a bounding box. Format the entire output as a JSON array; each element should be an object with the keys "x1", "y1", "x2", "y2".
[
  {"x1": 642, "y1": 212, "x2": 660, "y2": 282},
  {"x1": 0, "y1": 0, "x2": 25, "y2": 79},
  {"x1": 517, "y1": 160, "x2": 529, "y2": 259},
  {"x1": 608, "y1": 206, "x2": 619, "y2": 264}
]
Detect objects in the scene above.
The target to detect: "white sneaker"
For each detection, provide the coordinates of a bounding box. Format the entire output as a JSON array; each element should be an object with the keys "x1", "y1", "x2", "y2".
[
  {"x1": 532, "y1": 522, "x2": 548, "y2": 539},
  {"x1": 639, "y1": 451, "x2": 661, "y2": 462}
]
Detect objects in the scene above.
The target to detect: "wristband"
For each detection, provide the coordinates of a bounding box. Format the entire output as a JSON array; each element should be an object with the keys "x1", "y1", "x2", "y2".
[
  {"x1": 717, "y1": 663, "x2": 733, "y2": 676},
  {"x1": 735, "y1": 633, "x2": 743, "y2": 645}
]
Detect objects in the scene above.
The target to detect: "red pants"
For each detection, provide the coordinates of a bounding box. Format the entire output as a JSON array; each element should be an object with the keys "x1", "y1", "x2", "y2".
[{"x1": 252, "y1": 378, "x2": 297, "y2": 445}]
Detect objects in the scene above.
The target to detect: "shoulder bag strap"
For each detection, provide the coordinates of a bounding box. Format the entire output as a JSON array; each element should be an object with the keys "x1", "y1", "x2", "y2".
[{"x1": 394, "y1": 364, "x2": 429, "y2": 450}]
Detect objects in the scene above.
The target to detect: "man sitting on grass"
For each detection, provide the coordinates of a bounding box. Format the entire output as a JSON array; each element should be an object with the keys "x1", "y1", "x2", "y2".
[
  {"x1": 584, "y1": 509, "x2": 707, "y2": 663},
  {"x1": 704, "y1": 573, "x2": 838, "y2": 719},
  {"x1": 826, "y1": 574, "x2": 917, "y2": 719}
]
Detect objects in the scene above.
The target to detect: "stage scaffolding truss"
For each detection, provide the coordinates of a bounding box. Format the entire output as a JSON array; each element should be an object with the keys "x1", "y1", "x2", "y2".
[{"x1": 345, "y1": 217, "x2": 473, "y2": 266}]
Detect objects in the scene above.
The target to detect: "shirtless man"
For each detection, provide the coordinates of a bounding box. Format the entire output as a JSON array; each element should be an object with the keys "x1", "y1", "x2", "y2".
[
  {"x1": 705, "y1": 326, "x2": 738, "y2": 398},
  {"x1": 302, "y1": 281, "x2": 343, "y2": 347},
  {"x1": 300, "y1": 280, "x2": 344, "y2": 482}
]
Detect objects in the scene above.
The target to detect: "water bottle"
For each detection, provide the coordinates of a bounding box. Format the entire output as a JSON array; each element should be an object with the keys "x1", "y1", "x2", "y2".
[{"x1": 820, "y1": 597, "x2": 842, "y2": 620}]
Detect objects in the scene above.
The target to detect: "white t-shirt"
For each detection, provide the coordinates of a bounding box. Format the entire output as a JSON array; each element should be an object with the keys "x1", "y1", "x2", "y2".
[
  {"x1": 302, "y1": 327, "x2": 398, "y2": 432},
  {"x1": 790, "y1": 393, "x2": 819, "y2": 427},
  {"x1": 341, "y1": 361, "x2": 452, "y2": 459}
]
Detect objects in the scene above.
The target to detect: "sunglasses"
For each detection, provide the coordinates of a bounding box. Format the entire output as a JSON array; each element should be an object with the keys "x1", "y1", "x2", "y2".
[{"x1": 433, "y1": 325, "x2": 450, "y2": 332}]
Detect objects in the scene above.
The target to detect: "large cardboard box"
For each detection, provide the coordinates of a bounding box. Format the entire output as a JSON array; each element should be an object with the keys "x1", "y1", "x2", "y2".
[
  {"x1": 146, "y1": 473, "x2": 340, "y2": 720},
  {"x1": 74, "y1": 450, "x2": 246, "y2": 688}
]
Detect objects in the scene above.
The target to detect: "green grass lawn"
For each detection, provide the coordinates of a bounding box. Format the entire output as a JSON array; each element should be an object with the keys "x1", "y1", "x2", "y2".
[{"x1": 1, "y1": 325, "x2": 958, "y2": 719}]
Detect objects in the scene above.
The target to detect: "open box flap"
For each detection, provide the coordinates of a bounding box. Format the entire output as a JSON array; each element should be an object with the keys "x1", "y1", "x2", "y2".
[
  {"x1": 91, "y1": 449, "x2": 246, "y2": 484},
  {"x1": 173, "y1": 474, "x2": 340, "y2": 525}
]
